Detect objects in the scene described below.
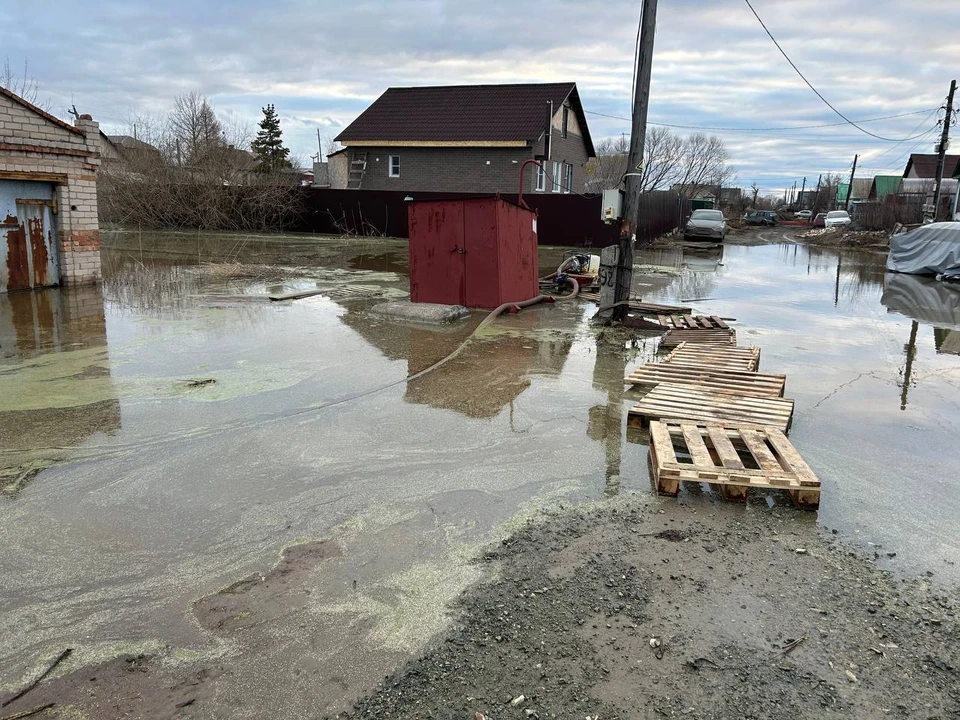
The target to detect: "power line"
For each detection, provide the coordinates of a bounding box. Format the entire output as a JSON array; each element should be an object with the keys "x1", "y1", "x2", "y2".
[
  {"x1": 857, "y1": 107, "x2": 942, "y2": 172},
  {"x1": 584, "y1": 108, "x2": 938, "y2": 134},
  {"x1": 742, "y1": 0, "x2": 929, "y2": 143}
]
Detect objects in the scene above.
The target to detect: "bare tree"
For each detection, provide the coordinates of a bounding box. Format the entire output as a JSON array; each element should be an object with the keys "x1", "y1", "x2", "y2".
[
  {"x1": 750, "y1": 182, "x2": 761, "y2": 208},
  {"x1": 2, "y1": 57, "x2": 45, "y2": 108},
  {"x1": 671, "y1": 133, "x2": 731, "y2": 199},
  {"x1": 169, "y1": 92, "x2": 224, "y2": 166},
  {"x1": 640, "y1": 126, "x2": 684, "y2": 192},
  {"x1": 585, "y1": 136, "x2": 629, "y2": 193},
  {"x1": 99, "y1": 94, "x2": 301, "y2": 232}
]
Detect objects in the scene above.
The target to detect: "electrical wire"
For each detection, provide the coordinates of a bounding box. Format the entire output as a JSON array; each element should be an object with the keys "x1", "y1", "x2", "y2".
[
  {"x1": 742, "y1": 0, "x2": 931, "y2": 143},
  {"x1": 584, "y1": 108, "x2": 938, "y2": 134},
  {"x1": 856, "y1": 107, "x2": 942, "y2": 173}
]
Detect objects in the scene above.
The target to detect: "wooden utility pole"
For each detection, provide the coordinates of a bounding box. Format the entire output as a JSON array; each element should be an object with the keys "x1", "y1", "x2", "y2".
[
  {"x1": 613, "y1": 0, "x2": 658, "y2": 321},
  {"x1": 811, "y1": 173, "x2": 822, "y2": 218},
  {"x1": 929, "y1": 79, "x2": 957, "y2": 222},
  {"x1": 845, "y1": 154, "x2": 858, "y2": 211},
  {"x1": 799, "y1": 177, "x2": 807, "y2": 210}
]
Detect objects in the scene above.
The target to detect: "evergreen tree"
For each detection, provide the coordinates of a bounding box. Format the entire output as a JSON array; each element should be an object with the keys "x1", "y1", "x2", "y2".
[{"x1": 251, "y1": 104, "x2": 291, "y2": 173}]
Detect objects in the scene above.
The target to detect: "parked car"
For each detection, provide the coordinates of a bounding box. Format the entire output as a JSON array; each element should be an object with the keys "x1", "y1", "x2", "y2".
[
  {"x1": 824, "y1": 210, "x2": 852, "y2": 228},
  {"x1": 684, "y1": 209, "x2": 726, "y2": 242},
  {"x1": 743, "y1": 211, "x2": 779, "y2": 226},
  {"x1": 794, "y1": 210, "x2": 812, "y2": 220},
  {"x1": 813, "y1": 212, "x2": 827, "y2": 228}
]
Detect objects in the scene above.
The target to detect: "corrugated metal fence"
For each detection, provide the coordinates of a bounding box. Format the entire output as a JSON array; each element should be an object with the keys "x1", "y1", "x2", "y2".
[{"x1": 292, "y1": 188, "x2": 689, "y2": 247}]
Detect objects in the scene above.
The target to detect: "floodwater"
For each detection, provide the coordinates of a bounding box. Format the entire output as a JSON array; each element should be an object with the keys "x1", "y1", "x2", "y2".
[{"x1": 1, "y1": 231, "x2": 959, "y2": 714}]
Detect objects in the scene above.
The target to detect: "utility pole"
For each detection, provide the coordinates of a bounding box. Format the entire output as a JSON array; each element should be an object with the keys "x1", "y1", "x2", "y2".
[
  {"x1": 928, "y1": 79, "x2": 957, "y2": 223},
  {"x1": 811, "y1": 174, "x2": 822, "y2": 219},
  {"x1": 845, "y1": 154, "x2": 858, "y2": 211},
  {"x1": 799, "y1": 177, "x2": 807, "y2": 210},
  {"x1": 612, "y1": 0, "x2": 658, "y2": 322},
  {"x1": 317, "y1": 128, "x2": 323, "y2": 160}
]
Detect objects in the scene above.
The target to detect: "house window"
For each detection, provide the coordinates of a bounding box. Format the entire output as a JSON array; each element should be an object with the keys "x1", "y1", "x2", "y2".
[
  {"x1": 535, "y1": 163, "x2": 545, "y2": 192},
  {"x1": 564, "y1": 163, "x2": 573, "y2": 194},
  {"x1": 561, "y1": 107, "x2": 569, "y2": 138},
  {"x1": 388, "y1": 155, "x2": 400, "y2": 177},
  {"x1": 552, "y1": 161, "x2": 562, "y2": 193}
]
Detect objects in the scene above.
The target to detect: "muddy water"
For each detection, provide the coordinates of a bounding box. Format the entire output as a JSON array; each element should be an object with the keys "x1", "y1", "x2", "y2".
[{"x1": 1, "y1": 232, "x2": 958, "y2": 716}]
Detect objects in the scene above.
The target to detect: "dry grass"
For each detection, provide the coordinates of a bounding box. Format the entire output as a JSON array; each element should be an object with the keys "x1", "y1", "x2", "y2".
[{"x1": 192, "y1": 263, "x2": 313, "y2": 281}]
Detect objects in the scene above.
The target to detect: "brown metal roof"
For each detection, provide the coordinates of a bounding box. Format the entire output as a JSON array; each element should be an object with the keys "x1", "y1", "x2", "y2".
[
  {"x1": 0, "y1": 86, "x2": 85, "y2": 136},
  {"x1": 335, "y1": 82, "x2": 594, "y2": 156},
  {"x1": 903, "y1": 153, "x2": 960, "y2": 179}
]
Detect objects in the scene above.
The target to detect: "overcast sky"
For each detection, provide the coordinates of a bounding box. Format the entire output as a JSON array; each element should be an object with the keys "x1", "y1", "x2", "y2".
[{"x1": 7, "y1": 0, "x2": 959, "y2": 195}]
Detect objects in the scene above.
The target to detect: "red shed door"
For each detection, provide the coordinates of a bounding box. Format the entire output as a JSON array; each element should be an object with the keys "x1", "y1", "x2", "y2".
[
  {"x1": 496, "y1": 201, "x2": 539, "y2": 304},
  {"x1": 408, "y1": 202, "x2": 465, "y2": 306},
  {"x1": 463, "y1": 199, "x2": 501, "y2": 309}
]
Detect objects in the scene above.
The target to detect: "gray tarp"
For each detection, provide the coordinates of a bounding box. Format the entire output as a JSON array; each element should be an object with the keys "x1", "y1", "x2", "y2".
[
  {"x1": 886, "y1": 222, "x2": 960, "y2": 279},
  {"x1": 881, "y1": 273, "x2": 960, "y2": 330}
]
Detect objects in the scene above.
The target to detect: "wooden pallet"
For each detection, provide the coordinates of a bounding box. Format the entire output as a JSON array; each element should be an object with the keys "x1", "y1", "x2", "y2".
[
  {"x1": 662, "y1": 342, "x2": 760, "y2": 372},
  {"x1": 628, "y1": 383, "x2": 794, "y2": 432},
  {"x1": 625, "y1": 363, "x2": 786, "y2": 398},
  {"x1": 659, "y1": 327, "x2": 736, "y2": 349},
  {"x1": 578, "y1": 292, "x2": 692, "y2": 316},
  {"x1": 648, "y1": 421, "x2": 820, "y2": 508},
  {"x1": 657, "y1": 314, "x2": 729, "y2": 330}
]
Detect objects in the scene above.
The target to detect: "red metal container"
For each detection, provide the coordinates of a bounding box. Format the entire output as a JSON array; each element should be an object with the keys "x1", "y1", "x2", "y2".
[{"x1": 407, "y1": 196, "x2": 539, "y2": 310}]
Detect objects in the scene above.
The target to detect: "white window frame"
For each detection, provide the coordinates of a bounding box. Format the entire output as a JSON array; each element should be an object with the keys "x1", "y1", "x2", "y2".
[
  {"x1": 564, "y1": 163, "x2": 573, "y2": 194},
  {"x1": 535, "y1": 163, "x2": 545, "y2": 192},
  {"x1": 552, "y1": 161, "x2": 562, "y2": 193},
  {"x1": 388, "y1": 155, "x2": 400, "y2": 178}
]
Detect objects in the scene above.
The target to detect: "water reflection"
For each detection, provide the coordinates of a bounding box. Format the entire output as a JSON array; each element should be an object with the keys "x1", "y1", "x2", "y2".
[{"x1": 0, "y1": 285, "x2": 120, "y2": 496}]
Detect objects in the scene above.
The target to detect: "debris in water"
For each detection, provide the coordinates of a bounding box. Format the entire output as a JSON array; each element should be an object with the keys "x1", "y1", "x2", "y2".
[
  {"x1": 509, "y1": 695, "x2": 525, "y2": 707},
  {"x1": 845, "y1": 670, "x2": 858, "y2": 682},
  {"x1": 182, "y1": 378, "x2": 216, "y2": 387}
]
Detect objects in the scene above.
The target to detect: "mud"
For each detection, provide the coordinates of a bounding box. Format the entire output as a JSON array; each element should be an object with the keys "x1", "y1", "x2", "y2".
[{"x1": 339, "y1": 501, "x2": 959, "y2": 720}]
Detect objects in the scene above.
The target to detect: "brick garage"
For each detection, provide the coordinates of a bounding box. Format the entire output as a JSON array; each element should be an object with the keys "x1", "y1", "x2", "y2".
[{"x1": 0, "y1": 87, "x2": 103, "y2": 291}]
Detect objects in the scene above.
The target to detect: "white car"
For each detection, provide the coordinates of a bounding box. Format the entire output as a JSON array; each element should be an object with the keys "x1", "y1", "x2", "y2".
[{"x1": 824, "y1": 210, "x2": 852, "y2": 228}]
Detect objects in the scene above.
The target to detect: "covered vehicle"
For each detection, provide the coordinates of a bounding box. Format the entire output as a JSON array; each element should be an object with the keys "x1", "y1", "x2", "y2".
[
  {"x1": 886, "y1": 222, "x2": 960, "y2": 280},
  {"x1": 684, "y1": 209, "x2": 726, "y2": 241}
]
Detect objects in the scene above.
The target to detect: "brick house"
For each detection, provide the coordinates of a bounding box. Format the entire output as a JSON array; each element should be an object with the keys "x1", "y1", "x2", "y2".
[
  {"x1": 1, "y1": 87, "x2": 102, "y2": 292},
  {"x1": 333, "y1": 82, "x2": 595, "y2": 194}
]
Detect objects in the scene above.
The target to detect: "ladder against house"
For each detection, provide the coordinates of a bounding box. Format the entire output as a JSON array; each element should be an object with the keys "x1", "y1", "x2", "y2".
[{"x1": 348, "y1": 152, "x2": 368, "y2": 189}]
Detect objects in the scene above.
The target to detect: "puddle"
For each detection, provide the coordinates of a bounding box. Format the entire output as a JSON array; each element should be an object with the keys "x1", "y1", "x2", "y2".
[{"x1": 2, "y1": 231, "x2": 959, "y2": 710}]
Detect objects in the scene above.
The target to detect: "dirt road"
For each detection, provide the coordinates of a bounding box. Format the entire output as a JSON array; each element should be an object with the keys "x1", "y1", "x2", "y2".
[{"x1": 340, "y1": 500, "x2": 958, "y2": 720}]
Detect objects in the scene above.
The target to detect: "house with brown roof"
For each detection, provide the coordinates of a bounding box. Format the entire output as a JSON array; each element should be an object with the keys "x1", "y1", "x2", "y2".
[{"x1": 333, "y1": 83, "x2": 595, "y2": 194}]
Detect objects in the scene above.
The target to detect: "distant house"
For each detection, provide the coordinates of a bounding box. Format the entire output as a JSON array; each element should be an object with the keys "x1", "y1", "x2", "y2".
[
  {"x1": 333, "y1": 82, "x2": 595, "y2": 194},
  {"x1": 869, "y1": 175, "x2": 902, "y2": 200},
  {"x1": 902, "y1": 153, "x2": 960, "y2": 180},
  {"x1": 837, "y1": 178, "x2": 873, "y2": 205},
  {"x1": 670, "y1": 184, "x2": 742, "y2": 206}
]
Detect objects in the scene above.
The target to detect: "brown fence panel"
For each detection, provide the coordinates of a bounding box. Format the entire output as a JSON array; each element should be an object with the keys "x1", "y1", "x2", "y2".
[
  {"x1": 634, "y1": 191, "x2": 689, "y2": 244},
  {"x1": 292, "y1": 188, "x2": 620, "y2": 248}
]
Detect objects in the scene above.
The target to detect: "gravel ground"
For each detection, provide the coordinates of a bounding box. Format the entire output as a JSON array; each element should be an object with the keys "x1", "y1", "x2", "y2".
[{"x1": 337, "y1": 499, "x2": 959, "y2": 720}]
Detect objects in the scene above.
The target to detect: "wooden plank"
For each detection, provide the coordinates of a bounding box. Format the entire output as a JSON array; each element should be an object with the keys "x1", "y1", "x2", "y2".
[
  {"x1": 765, "y1": 429, "x2": 821, "y2": 487},
  {"x1": 738, "y1": 429, "x2": 785, "y2": 473},
  {"x1": 625, "y1": 365, "x2": 786, "y2": 397},
  {"x1": 630, "y1": 385, "x2": 794, "y2": 432},
  {"x1": 680, "y1": 424, "x2": 715, "y2": 468},
  {"x1": 649, "y1": 422, "x2": 677, "y2": 465},
  {"x1": 711, "y1": 316, "x2": 729, "y2": 330},
  {"x1": 707, "y1": 425, "x2": 745, "y2": 469}
]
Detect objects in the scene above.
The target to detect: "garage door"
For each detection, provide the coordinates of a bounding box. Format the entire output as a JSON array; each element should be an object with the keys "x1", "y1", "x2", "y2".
[{"x1": 1, "y1": 180, "x2": 59, "y2": 292}]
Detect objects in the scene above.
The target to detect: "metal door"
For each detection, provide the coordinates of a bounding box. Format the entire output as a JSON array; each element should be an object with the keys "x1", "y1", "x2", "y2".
[
  {"x1": 1, "y1": 181, "x2": 58, "y2": 292},
  {"x1": 408, "y1": 201, "x2": 466, "y2": 306}
]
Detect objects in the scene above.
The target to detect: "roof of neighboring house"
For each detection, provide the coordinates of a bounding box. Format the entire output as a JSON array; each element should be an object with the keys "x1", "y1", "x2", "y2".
[
  {"x1": 903, "y1": 153, "x2": 960, "y2": 179},
  {"x1": 838, "y1": 178, "x2": 874, "y2": 203},
  {"x1": 0, "y1": 85, "x2": 85, "y2": 136},
  {"x1": 107, "y1": 134, "x2": 159, "y2": 153},
  {"x1": 335, "y1": 82, "x2": 594, "y2": 156},
  {"x1": 871, "y1": 175, "x2": 902, "y2": 199}
]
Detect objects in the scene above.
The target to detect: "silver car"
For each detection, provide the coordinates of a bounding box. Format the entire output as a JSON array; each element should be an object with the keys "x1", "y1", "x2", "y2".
[{"x1": 684, "y1": 209, "x2": 726, "y2": 241}]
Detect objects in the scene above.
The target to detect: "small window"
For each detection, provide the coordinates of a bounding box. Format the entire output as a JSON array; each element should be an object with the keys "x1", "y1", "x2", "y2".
[
  {"x1": 561, "y1": 107, "x2": 569, "y2": 138},
  {"x1": 552, "y1": 161, "x2": 562, "y2": 193},
  {"x1": 564, "y1": 163, "x2": 573, "y2": 193},
  {"x1": 535, "y1": 163, "x2": 545, "y2": 192},
  {"x1": 388, "y1": 155, "x2": 400, "y2": 178}
]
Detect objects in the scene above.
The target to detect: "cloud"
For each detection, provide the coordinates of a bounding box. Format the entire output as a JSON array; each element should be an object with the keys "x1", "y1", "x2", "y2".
[{"x1": 5, "y1": 0, "x2": 958, "y2": 191}]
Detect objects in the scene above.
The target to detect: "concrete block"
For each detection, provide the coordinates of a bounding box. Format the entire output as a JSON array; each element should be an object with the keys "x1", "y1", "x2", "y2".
[{"x1": 369, "y1": 301, "x2": 470, "y2": 325}]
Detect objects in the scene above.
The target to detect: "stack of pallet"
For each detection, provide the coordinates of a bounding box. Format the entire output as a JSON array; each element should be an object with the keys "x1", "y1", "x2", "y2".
[{"x1": 625, "y1": 339, "x2": 821, "y2": 509}]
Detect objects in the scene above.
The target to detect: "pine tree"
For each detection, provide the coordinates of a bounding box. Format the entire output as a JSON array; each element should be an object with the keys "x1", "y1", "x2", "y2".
[{"x1": 251, "y1": 104, "x2": 291, "y2": 173}]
